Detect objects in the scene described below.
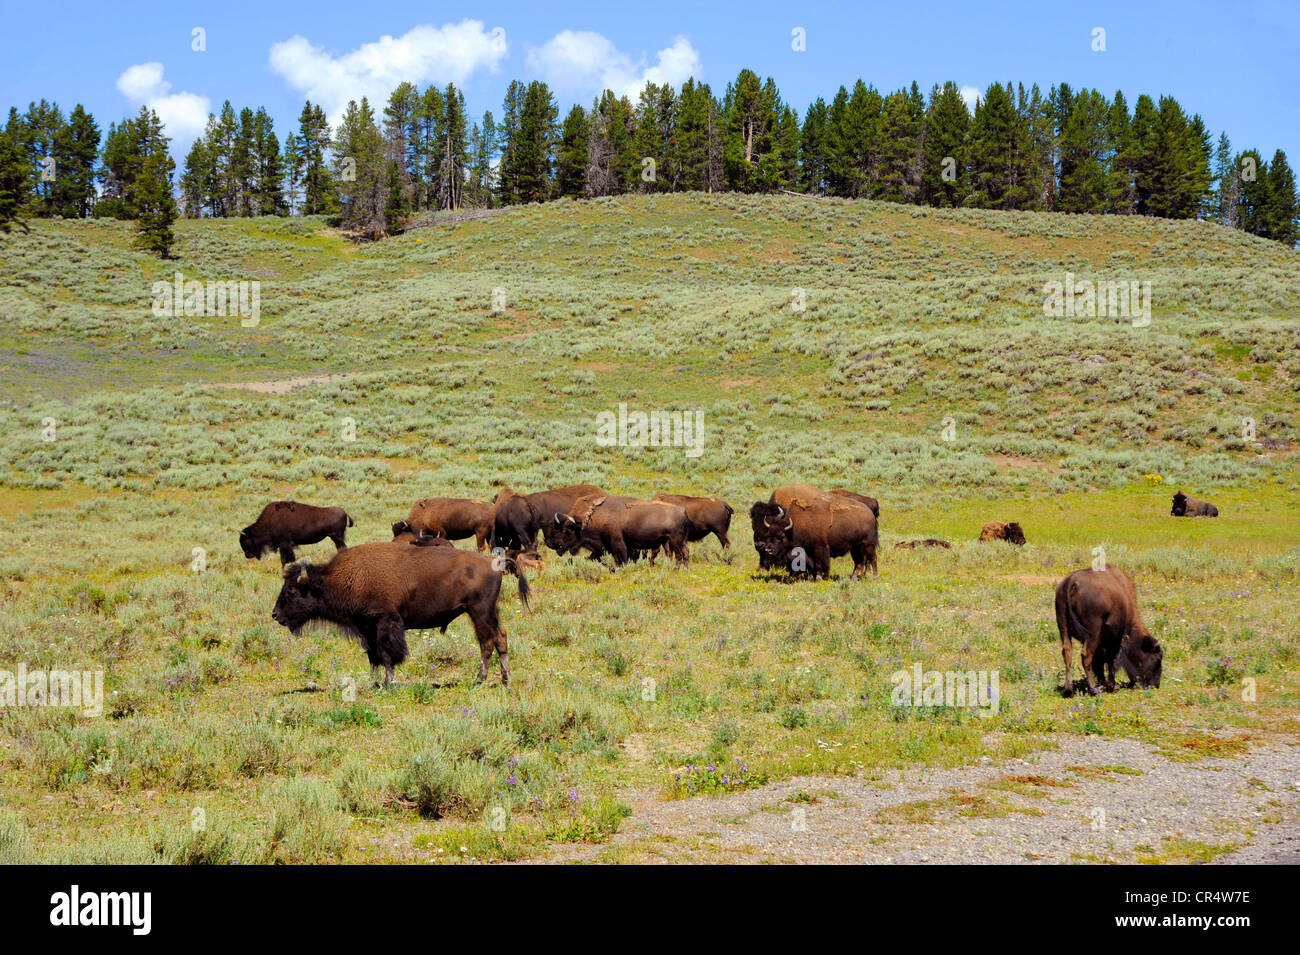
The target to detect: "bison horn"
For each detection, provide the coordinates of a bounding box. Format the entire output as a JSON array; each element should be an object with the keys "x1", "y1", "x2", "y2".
[
  {"x1": 554, "y1": 514, "x2": 563, "y2": 523},
  {"x1": 784, "y1": 519, "x2": 793, "y2": 531},
  {"x1": 775, "y1": 505, "x2": 786, "y2": 519},
  {"x1": 296, "y1": 568, "x2": 309, "y2": 584}
]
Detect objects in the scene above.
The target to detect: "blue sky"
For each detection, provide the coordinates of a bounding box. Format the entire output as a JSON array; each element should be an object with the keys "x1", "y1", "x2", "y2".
[{"x1": 2, "y1": 0, "x2": 1296, "y2": 165}]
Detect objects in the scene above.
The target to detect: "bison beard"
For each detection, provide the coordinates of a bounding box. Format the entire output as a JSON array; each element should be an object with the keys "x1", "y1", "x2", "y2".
[
  {"x1": 270, "y1": 540, "x2": 530, "y2": 686},
  {"x1": 1055, "y1": 565, "x2": 1162, "y2": 696}
]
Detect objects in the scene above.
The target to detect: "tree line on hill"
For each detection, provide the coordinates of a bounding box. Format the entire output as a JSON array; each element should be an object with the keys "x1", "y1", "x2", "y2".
[{"x1": 1, "y1": 70, "x2": 1297, "y2": 251}]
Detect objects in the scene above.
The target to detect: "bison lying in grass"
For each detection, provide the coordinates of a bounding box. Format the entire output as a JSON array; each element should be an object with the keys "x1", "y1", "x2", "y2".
[
  {"x1": 392, "y1": 496, "x2": 493, "y2": 550},
  {"x1": 1171, "y1": 491, "x2": 1218, "y2": 517},
  {"x1": 750, "y1": 484, "x2": 878, "y2": 580},
  {"x1": 978, "y1": 520, "x2": 1026, "y2": 545},
  {"x1": 240, "y1": 501, "x2": 354, "y2": 565},
  {"x1": 1055, "y1": 565, "x2": 1162, "y2": 696},
  {"x1": 270, "y1": 539, "x2": 531, "y2": 686}
]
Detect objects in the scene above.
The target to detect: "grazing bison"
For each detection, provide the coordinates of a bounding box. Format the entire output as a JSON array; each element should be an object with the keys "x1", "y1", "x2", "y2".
[
  {"x1": 749, "y1": 484, "x2": 878, "y2": 580},
  {"x1": 392, "y1": 496, "x2": 493, "y2": 550},
  {"x1": 895, "y1": 539, "x2": 952, "y2": 549},
  {"x1": 1171, "y1": 491, "x2": 1218, "y2": 517},
  {"x1": 240, "y1": 501, "x2": 354, "y2": 565},
  {"x1": 270, "y1": 539, "x2": 531, "y2": 686},
  {"x1": 978, "y1": 521, "x2": 1026, "y2": 545},
  {"x1": 1055, "y1": 566, "x2": 1163, "y2": 696},
  {"x1": 490, "y1": 484, "x2": 605, "y2": 552},
  {"x1": 652, "y1": 493, "x2": 734, "y2": 548},
  {"x1": 830, "y1": 489, "x2": 881, "y2": 519},
  {"x1": 543, "y1": 495, "x2": 690, "y2": 567}
]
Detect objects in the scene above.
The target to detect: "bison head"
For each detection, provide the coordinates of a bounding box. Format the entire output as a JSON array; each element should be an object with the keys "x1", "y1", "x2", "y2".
[
  {"x1": 239, "y1": 527, "x2": 267, "y2": 559},
  {"x1": 391, "y1": 520, "x2": 411, "y2": 538},
  {"x1": 749, "y1": 501, "x2": 794, "y2": 570},
  {"x1": 1170, "y1": 491, "x2": 1188, "y2": 516},
  {"x1": 542, "y1": 513, "x2": 583, "y2": 555},
  {"x1": 1117, "y1": 632, "x2": 1163, "y2": 689},
  {"x1": 1004, "y1": 522, "x2": 1026, "y2": 546},
  {"x1": 270, "y1": 561, "x2": 326, "y2": 634}
]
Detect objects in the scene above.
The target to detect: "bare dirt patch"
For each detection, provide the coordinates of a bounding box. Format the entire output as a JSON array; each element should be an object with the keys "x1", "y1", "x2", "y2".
[
  {"x1": 537, "y1": 736, "x2": 1300, "y2": 864},
  {"x1": 214, "y1": 373, "x2": 352, "y2": 394}
]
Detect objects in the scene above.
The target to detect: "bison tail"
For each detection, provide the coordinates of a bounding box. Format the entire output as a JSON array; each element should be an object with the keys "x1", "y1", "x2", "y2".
[
  {"x1": 503, "y1": 559, "x2": 532, "y2": 612},
  {"x1": 346, "y1": 513, "x2": 355, "y2": 527},
  {"x1": 1064, "y1": 578, "x2": 1090, "y2": 645}
]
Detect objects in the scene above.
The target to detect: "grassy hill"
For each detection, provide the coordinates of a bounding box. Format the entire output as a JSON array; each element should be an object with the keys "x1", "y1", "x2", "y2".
[{"x1": 0, "y1": 194, "x2": 1297, "y2": 863}]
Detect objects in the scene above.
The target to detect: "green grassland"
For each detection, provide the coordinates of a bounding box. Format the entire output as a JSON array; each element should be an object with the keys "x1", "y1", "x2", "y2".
[{"x1": 0, "y1": 193, "x2": 1297, "y2": 863}]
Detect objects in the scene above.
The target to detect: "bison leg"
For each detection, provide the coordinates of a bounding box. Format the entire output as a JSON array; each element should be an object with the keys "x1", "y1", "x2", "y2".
[
  {"x1": 375, "y1": 616, "x2": 409, "y2": 687},
  {"x1": 1056, "y1": 594, "x2": 1075, "y2": 697},
  {"x1": 470, "y1": 610, "x2": 505, "y2": 684},
  {"x1": 609, "y1": 535, "x2": 630, "y2": 567},
  {"x1": 495, "y1": 627, "x2": 510, "y2": 685},
  {"x1": 278, "y1": 544, "x2": 296, "y2": 565},
  {"x1": 329, "y1": 533, "x2": 347, "y2": 551},
  {"x1": 813, "y1": 545, "x2": 832, "y2": 580}
]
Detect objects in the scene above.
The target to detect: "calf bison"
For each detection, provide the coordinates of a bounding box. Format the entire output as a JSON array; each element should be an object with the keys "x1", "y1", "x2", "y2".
[
  {"x1": 652, "y1": 493, "x2": 733, "y2": 548},
  {"x1": 1171, "y1": 491, "x2": 1218, "y2": 517},
  {"x1": 1055, "y1": 566, "x2": 1163, "y2": 696},
  {"x1": 491, "y1": 484, "x2": 605, "y2": 551},
  {"x1": 750, "y1": 484, "x2": 878, "y2": 580},
  {"x1": 270, "y1": 539, "x2": 531, "y2": 686},
  {"x1": 543, "y1": 495, "x2": 690, "y2": 567},
  {"x1": 392, "y1": 496, "x2": 493, "y2": 550},
  {"x1": 240, "y1": 501, "x2": 354, "y2": 565},
  {"x1": 979, "y1": 521, "x2": 1026, "y2": 545}
]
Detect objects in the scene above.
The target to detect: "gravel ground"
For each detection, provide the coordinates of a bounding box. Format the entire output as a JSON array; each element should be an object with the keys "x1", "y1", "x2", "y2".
[{"x1": 542, "y1": 736, "x2": 1300, "y2": 864}]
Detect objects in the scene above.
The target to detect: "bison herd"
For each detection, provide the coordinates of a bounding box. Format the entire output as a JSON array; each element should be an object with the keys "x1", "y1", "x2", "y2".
[{"x1": 237, "y1": 487, "x2": 1217, "y2": 694}]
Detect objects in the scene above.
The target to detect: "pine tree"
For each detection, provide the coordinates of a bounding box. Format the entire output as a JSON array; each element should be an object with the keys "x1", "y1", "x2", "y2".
[
  {"x1": 920, "y1": 82, "x2": 970, "y2": 206},
  {"x1": 0, "y1": 124, "x2": 29, "y2": 232},
  {"x1": 496, "y1": 81, "x2": 525, "y2": 205},
  {"x1": 334, "y1": 98, "x2": 387, "y2": 234},
  {"x1": 282, "y1": 132, "x2": 303, "y2": 215},
  {"x1": 1105, "y1": 92, "x2": 1137, "y2": 214},
  {"x1": 133, "y1": 110, "x2": 177, "y2": 256},
  {"x1": 1212, "y1": 132, "x2": 1238, "y2": 227},
  {"x1": 417, "y1": 86, "x2": 446, "y2": 209},
  {"x1": 798, "y1": 97, "x2": 830, "y2": 195},
  {"x1": 179, "y1": 137, "x2": 211, "y2": 217},
  {"x1": 1237, "y1": 148, "x2": 1270, "y2": 236},
  {"x1": 439, "y1": 84, "x2": 469, "y2": 209},
  {"x1": 966, "y1": 82, "x2": 1026, "y2": 208},
  {"x1": 556, "y1": 104, "x2": 589, "y2": 198},
  {"x1": 1262, "y1": 150, "x2": 1298, "y2": 245},
  {"x1": 297, "y1": 101, "x2": 334, "y2": 215},
  {"x1": 22, "y1": 99, "x2": 63, "y2": 215},
  {"x1": 51, "y1": 104, "x2": 100, "y2": 218},
  {"x1": 1057, "y1": 89, "x2": 1110, "y2": 213},
  {"x1": 723, "y1": 70, "x2": 777, "y2": 191},
  {"x1": 252, "y1": 108, "x2": 284, "y2": 215},
  {"x1": 466, "y1": 111, "x2": 496, "y2": 207}
]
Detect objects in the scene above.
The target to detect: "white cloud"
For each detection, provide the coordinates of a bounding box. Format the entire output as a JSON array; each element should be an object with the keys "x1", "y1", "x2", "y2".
[
  {"x1": 959, "y1": 85, "x2": 980, "y2": 113},
  {"x1": 527, "y1": 31, "x2": 701, "y2": 101},
  {"x1": 269, "y1": 20, "x2": 508, "y2": 125},
  {"x1": 115, "y1": 62, "x2": 211, "y2": 138}
]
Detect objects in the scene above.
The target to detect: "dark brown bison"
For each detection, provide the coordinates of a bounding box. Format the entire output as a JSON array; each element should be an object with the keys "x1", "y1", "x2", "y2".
[
  {"x1": 240, "y1": 501, "x2": 354, "y2": 565},
  {"x1": 542, "y1": 495, "x2": 690, "y2": 567},
  {"x1": 270, "y1": 539, "x2": 530, "y2": 686},
  {"x1": 978, "y1": 521, "x2": 1026, "y2": 545},
  {"x1": 749, "y1": 484, "x2": 878, "y2": 580},
  {"x1": 652, "y1": 493, "x2": 733, "y2": 548},
  {"x1": 895, "y1": 539, "x2": 951, "y2": 549},
  {"x1": 1171, "y1": 491, "x2": 1218, "y2": 517},
  {"x1": 490, "y1": 484, "x2": 605, "y2": 552},
  {"x1": 391, "y1": 496, "x2": 493, "y2": 550},
  {"x1": 830, "y1": 489, "x2": 881, "y2": 519},
  {"x1": 1055, "y1": 566, "x2": 1162, "y2": 696}
]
